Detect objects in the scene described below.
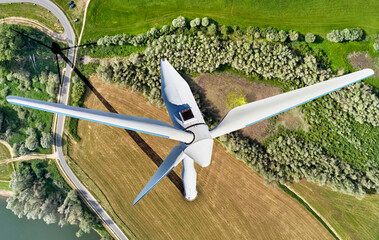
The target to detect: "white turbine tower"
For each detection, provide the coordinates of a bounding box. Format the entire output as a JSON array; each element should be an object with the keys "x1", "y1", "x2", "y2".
[{"x1": 7, "y1": 60, "x2": 374, "y2": 205}]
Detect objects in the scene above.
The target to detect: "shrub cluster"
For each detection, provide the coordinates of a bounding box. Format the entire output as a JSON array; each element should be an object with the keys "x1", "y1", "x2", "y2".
[{"x1": 326, "y1": 28, "x2": 364, "y2": 43}]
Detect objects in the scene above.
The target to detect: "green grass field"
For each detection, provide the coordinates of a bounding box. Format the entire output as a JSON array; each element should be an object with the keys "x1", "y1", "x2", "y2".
[
  {"x1": 0, "y1": 143, "x2": 12, "y2": 182},
  {"x1": 0, "y1": 143, "x2": 10, "y2": 160},
  {"x1": 0, "y1": 181, "x2": 11, "y2": 191},
  {"x1": 84, "y1": 0, "x2": 379, "y2": 40},
  {"x1": 289, "y1": 181, "x2": 379, "y2": 240},
  {"x1": 0, "y1": 164, "x2": 12, "y2": 181},
  {"x1": 0, "y1": 3, "x2": 63, "y2": 32}
]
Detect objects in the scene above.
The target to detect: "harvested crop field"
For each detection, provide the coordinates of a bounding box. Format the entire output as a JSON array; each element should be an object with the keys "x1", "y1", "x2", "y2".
[{"x1": 68, "y1": 76, "x2": 332, "y2": 239}]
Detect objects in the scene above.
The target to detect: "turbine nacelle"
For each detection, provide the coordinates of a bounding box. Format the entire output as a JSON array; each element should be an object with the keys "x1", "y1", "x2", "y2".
[{"x1": 183, "y1": 124, "x2": 213, "y2": 167}]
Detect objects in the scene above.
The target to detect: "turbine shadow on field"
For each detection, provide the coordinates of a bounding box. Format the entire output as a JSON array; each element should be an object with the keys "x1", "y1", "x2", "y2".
[{"x1": 76, "y1": 66, "x2": 184, "y2": 194}]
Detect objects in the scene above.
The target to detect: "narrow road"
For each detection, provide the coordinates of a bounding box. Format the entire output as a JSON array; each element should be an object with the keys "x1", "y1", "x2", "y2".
[{"x1": 0, "y1": 1, "x2": 128, "y2": 239}]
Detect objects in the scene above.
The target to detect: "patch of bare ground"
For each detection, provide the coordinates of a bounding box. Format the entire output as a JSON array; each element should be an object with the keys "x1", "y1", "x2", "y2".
[
  {"x1": 348, "y1": 52, "x2": 379, "y2": 76},
  {"x1": 68, "y1": 76, "x2": 333, "y2": 240},
  {"x1": 192, "y1": 72, "x2": 307, "y2": 141},
  {"x1": 80, "y1": 56, "x2": 99, "y2": 65},
  {"x1": 277, "y1": 107, "x2": 310, "y2": 132}
]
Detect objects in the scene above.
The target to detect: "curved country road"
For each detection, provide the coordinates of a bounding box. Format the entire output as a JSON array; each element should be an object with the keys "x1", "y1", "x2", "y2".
[{"x1": 0, "y1": 1, "x2": 128, "y2": 239}]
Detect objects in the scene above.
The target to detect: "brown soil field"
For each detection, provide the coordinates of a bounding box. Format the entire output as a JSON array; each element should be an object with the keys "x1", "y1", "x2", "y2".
[
  {"x1": 68, "y1": 76, "x2": 332, "y2": 239},
  {"x1": 348, "y1": 52, "x2": 379, "y2": 76},
  {"x1": 192, "y1": 72, "x2": 306, "y2": 141}
]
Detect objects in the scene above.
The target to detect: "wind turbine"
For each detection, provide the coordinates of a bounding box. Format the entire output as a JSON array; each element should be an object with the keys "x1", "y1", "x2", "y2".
[{"x1": 7, "y1": 60, "x2": 374, "y2": 205}]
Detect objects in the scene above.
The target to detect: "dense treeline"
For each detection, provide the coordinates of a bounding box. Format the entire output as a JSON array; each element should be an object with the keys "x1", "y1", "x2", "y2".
[
  {"x1": 0, "y1": 25, "x2": 60, "y2": 156},
  {"x1": 6, "y1": 160, "x2": 99, "y2": 237},
  {"x1": 94, "y1": 17, "x2": 378, "y2": 196},
  {"x1": 97, "y1": 32, "x2": 378, "y2": 127}
]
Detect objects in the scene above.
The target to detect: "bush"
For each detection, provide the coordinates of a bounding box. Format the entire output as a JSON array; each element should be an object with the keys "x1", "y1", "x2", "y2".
[
  {"x1": 190, "y1": 18, "x2": 201, "y2": 28},
  {"x1": 279, "y1": 30, "x2": 288, "y2": 42},
  {"x1": 289, "y1": 30, "x2": 299, "y2": 41},
  {"x1": 207, "y1": 24, "x2": 217, "y2": 36},
  {"x1": 201, "y1": 17, "x2": 209, "y2": 27},
  {"x1": 246, "y1": 26, "x2": 260, "y2": 38},
  {"x1": 40, "y1": 132, "x2": 53, "y2": 149},
  {"x1": 305, "y1": 33, "x2": 316, "y2": 43},
  {"x1": 326, "y1": 28, "x2": 364, "y2": 42},
  {"x1": 161, "y1": 25, "x2": 170, "y2": 34},
  {"x1": 265, "y1": 27, "x2": 279, "y2": 42},
  {"x1": 373, "y1": 42, "x2": 379, "y2": 52},
  {"x1": 25, "y1": 134, "x2": 39, "y2": 151},
  {"x1": 172, "y1": 16, "x2": 186, "y2": 28},
  {"x1": 220, "y1": 25, "x2": 230, "y2": 36}
]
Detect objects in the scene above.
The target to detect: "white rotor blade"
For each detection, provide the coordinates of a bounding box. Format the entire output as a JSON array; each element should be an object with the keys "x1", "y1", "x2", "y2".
[
  {"x1": 6, "y1": 96, "x2": 194, "y2": 143},
  {"x1": 133, "y1": 145, "x2": 184, "y2": 205},
  {"x1": 210, "y1": 69, "x2": 374, "y2": 138}
]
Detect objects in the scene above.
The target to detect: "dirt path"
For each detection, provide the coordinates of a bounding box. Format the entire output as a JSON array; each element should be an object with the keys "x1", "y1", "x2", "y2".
[
  {"x1": 285, "y1": 184, "x2": 342, "y2": 240},
  {"x1": 0, "y1": 152, "x2": 58, "y2": 164},
  {"x1": 74, "y1": 0, "x2": 91, "y2": 66},
  {"x1": 2, "y1": 17, "x2": 66, "y2": 41}
]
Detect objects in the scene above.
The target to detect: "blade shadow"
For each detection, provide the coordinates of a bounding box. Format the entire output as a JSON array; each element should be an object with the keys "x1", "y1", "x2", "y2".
[
  {"x1": 63, "y1": 53, "x2": 184, "y2": 194},
  {"x1": 12, "y1": 29, "x2": 184, "y2": 195}
]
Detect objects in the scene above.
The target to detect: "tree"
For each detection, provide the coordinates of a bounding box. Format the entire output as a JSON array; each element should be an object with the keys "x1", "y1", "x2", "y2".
[
  {"x1": 0, "y1": 25, "x2": 24, "y2": 61},
  {"x1": 207, "y1": 24, "x2": 217, "y2": 36},
  {"x1": 279, "y1": 30, "x2": 288, "y2": 42},
  {"x1": 71, "y1": 76, "x2": 85, "y2": 106},
  {"x1": 160, "y1": 25, "x2": 170, "y2": 34},
  {"x1": 46, "y1": 72, "x2": 59, "y2": 97},
  {"x1": 220, "y1": 25, "x2": 230, "y2": 36},
  {"x1": 25, "y1": 131, "x2": 39, "y2": 151},
  {"x1": 305, "y1": 33, "x2": 316, "y2": 43},
  {"x1": 289, "y1": 30, "x2": 299, "y2": 41},
  {"x1": 40, "y1": 132, "x2": 53, "y2": 149},
  {"x1": 201, "y1": 17, "x2": 209, "y2": 27},
  {"x1": 373, "y1": 41, "x2": 379, "y2": 52},
  {"x1": 350, "y1": 28, "x2": 364, "y2": 41},
  {"x1": 265, "y1": 27, "x2": 279, "y2": 42},
  {"x1": 326, "y1": 30, "x2": 344, "y2": 42},
  {"x1": 190, "y1": 18, "x2": 201, "y2": 28},
  {"x1": 172, "y1": 16, "x2": 186, "y2": 28}
]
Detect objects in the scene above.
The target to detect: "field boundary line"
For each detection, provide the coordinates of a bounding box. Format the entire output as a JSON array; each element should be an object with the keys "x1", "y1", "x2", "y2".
[{"x1": 283, "y1": 184, "x2": 341, "y2": 240}]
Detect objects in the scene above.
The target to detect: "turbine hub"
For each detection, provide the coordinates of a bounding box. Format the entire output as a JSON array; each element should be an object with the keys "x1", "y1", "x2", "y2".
[{"x1": 182, "y1": 124, "x2": 213, "y2": 167}]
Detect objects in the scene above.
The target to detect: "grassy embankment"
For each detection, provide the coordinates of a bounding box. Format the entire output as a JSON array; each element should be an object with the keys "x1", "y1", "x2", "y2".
[
  {"x1": 67, "y1": 76, "x2": 334, "y2": 239},
  {"x1": 50, "y1": 0, "x2": 87, "y2": 37},
  {"x1": 289, "y1": 181, "x2": 379, "y2": 240},
  {"x1": 0, "y1": 2, "x2": 63, "y2": 32}
]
